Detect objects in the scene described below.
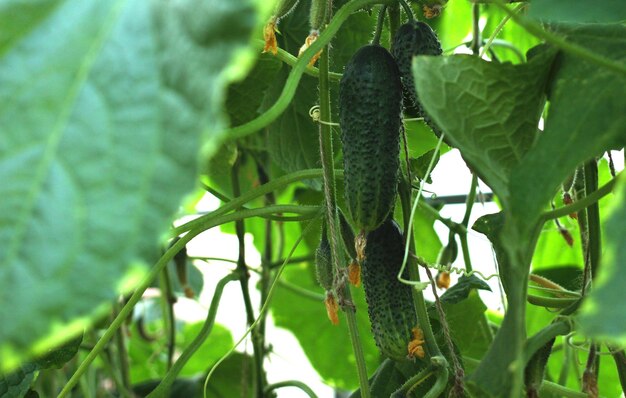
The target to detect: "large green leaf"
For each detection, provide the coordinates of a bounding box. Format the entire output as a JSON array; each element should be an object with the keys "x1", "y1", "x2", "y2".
[
  {"x1": 0, "y1": 0, "x2": 266, "y2": 368},
  {"x1": 509, "y1": 23, "x2": 626, "y2": 225},
  {"x1": 579, "y1": 176, "x2": 626, "y2": 343},
  {"x1": 412, "y1": 46, "x2": 556, "y2": 201},
  {"x1": 528, "y1": 0, "x2": 626, "y2": 23}
]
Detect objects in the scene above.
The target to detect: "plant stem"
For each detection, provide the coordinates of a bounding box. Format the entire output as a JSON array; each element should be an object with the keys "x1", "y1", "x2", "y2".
[
  {"x1": 112, "y1": 300, "x2": 132, "y2": 392},
  {"x1": 317, "y1": 36, "x2": 371, "y2": 398},
  {"x1": 479, "y1": 4, "x2": 525, "y2": 58},
  {"x1": 263, "y1": 381, "x2": 318, "y2": 398},
  {"x1": 231, "y1": 154, "x2": 266, "y2": 397},
  {"x1": 174, "y1": 169, "x2": 337, "y2": 236},
  {"x1": 392, "y1": 364, "x2": 435, "y2": 397},
  {"x1": 60, "y1": 204, "x2": 319, "y2": 398},
  {"x1": 489, "y1": 0, "x2": 626, "y2": 76},
  {"x1": 583, "y1": 160, "x2": 601, "y2": 281},
  {"x1": 372, "y1": 5, "x2": 387, "y2": 45},
  {"x1": 541, "y1": 175, "x2": 617, "y2": 221},
  {"x1": 253, "y1": 39, "x2": 342, "y2": 81},
  {"x1": 203, "y1": 213, "x2": 322, "y2": 395},
  {"x1": 388, "y1": 2, "x2": 400, "y2": 45},
  {"x1": 226, "y1": 0, "x2": 396, "y2": 141},
  {"x1": 146, "y1": 273, "x2": 239, "y2": 398},
  {"x1": 158, "y1": 267, "x2": 176, "y2": 371},
  {"x1": 423, "y1": 364, "x2": 449, "y2": 398},
  {"x1": 398, "y1": 180, "x2": 442, "y2": 358},
  {"x1": 59, "y1": 234, "x2": 196, "y2": 398},
  {"x1": 526, "y1": 294, "x2": 578, "y2": 308},
  {"x1": 540, "y1": 381, "x2": 589, "y2": 398},
  {"x1": 471, "y1": 3, "x2": 481, "y2": 55},
  {"x1": 524, "y1": 321, "x2": 571, "y2": 364},
  {"x1": 397, "y1": 0, "x2": 415, "y2": 21}
]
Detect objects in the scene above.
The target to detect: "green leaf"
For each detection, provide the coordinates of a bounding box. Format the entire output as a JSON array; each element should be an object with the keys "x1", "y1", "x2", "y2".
[
  {"x1": 528, "y1": 0, "x2": 626, "y2": 23},
  {"x1": 0, "y1": 0, "x2": 264, "y2": 367},
  {"x1": 178, "y1": 323, "x2": 233, "y2": 378},
  {"x1": 440, "y1": 275, "x2": 491, "y2": 305},
  {"x1": 226, "y1": 54, "x2": 282, "y2": 128},
  {"x1": 0, "y1": 363, "x2": 37, "y2": 398},
  {"x1": 34, "y1": 334, "x2": 82, "y2": 370},
  {"x1": 439, "y1": 291, "x2": 491, "y2": 359},
  {"x1": 579, "y1": 175, "x2": 626, "y2": 344},
  {"x1": 271, "y1": 263, "x2": 379, "y2": 390},
  {"x1": 409, "y1": 150, "x2": 440, "y2": 184},
  {"x1": 509, "y1": 23, "x2": 626, "y2": 225},
  {"x1": 412, "y1": 46, "x2": 556, "y2": 200}
]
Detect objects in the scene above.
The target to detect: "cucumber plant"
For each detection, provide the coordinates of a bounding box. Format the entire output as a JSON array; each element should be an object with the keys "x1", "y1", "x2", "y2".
[{"x1": 3, "y1": 1, "x2": 626, "y2": 398}]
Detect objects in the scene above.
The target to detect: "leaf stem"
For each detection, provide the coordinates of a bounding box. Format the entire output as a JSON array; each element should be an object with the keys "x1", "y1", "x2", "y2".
[
  {"x1": 225, "y1": 0, "x2": 394, "y2": 141},
  {"x1": 174, "y1": 169, "x2": 336, "y2": 236},
  {"x1": 398, "y1": 180, "x2": 442, "y2": 359},
  {"x1": 479, "y1": 3, "x2": 525, "y2": 58},
  {"x1": 526, "y1": 294, "x2": 578, "y2": 308},
  {"x1": 523, "y1": 321, "x2": 571, "y2": 364},
  {"x1": 583, "y1": 160, "x2": 601, "y2": 281},
  {"x1": 231, "y1": 154, "x2": 266, "y2": 396},
  {"x1": 372, "y1": 5, "x2": 387, "y2": 45},
  {"x1": 263, "y1": 380, "x2": 318, "y2": 398},
  {"x1": 541, "y1": 175, "x2": 617, "y2": 221},
  {"x1": 489, "y1": 0, "x2": 626, "y2": 76},
  {"x1": 203, "y1": 213, "x2": 322, "y2": 395},
  {"x1": 253, "y1": 39, "x2": 342, "y2": 81},
  {"x1": 146, "y1": 273, "x2": 239, "y2": 398},
  {"x1": 59, "y1": 235, "x2": 196, "y2": 398},
  {"x1": 317, "y1": 35, "x2": 371, "y2": 397}
]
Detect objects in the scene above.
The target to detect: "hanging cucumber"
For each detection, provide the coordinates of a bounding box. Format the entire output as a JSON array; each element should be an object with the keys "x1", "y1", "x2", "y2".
[
  {"x1": 362, "y1": 218, "x2": 420, "y2": 361},
  {"x1": 339, "y1": 45, "x2": 403, "y2": 233},
  {"x1": 391, "y1": 20, "x2": 442, "y2": 119}
]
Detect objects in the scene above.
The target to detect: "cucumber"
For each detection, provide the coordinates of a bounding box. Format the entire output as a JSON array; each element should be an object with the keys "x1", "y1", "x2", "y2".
[
  {"x1": 391, "y1": 21, "x2": 442, "y2": 118},
  {"x1": 362, "y1": 218, "x2": 418, "y2": 361},
  {"x1": 339, "y1": 45, "x2": 403, "y2": 232}
]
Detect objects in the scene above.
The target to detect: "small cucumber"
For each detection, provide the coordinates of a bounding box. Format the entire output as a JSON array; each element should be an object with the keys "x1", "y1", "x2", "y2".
[
  {"x1": 339, "y1": 45, "x2": 403, "y2": 232},
  {"x1": 391, "y1": 21, "x2": 442, "y2": 118},
  {"x1": 362, "y1": 218, "x2": 418, "y2": 361}
]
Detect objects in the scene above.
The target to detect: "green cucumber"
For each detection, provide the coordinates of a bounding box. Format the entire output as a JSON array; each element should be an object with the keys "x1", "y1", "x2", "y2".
[
  {"x1": 339, "y1": 45, "x2": 403, "y2": 232},
  {"x1": 391, "y1": 21, "x2": 442, "y2": 118},
  {"x1": 362, "y1": 218, "x2": 418, "y2": 361}
]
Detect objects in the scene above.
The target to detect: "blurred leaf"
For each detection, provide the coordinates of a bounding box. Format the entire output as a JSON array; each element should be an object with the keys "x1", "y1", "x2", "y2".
[
  {"x1": 34, "y1": 334, "x2": 82, "y2": 370},
  {"x1": 0, "y1": 363, "x2": 37, "y2": 398},
  {"x1": 271, "y1": 263, "x2": 379, "y2": 390},
  {"x1": 440, "y1": 274, "x2": 491, "y2": 304},
  {"x1": 580, "y1": 176, "x2": 626, "y2": 344},
  {"x1": 0, "y1": 0, "x2": 264, "y2": 368},
  {"x1": 528, "y1": 1, "x2": 626, "y2": 23}
]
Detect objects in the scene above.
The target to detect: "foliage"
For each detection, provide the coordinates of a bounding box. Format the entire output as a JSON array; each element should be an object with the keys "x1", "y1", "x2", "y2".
[{"x1": 1, "y1": 0, "x2": 625, "y2": 397}]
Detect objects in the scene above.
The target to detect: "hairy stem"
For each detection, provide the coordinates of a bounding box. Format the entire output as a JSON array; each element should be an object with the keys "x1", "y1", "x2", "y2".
[
  {"x1": 541, "y1": 175, "x2": 617, "y2": 221},
  {"x1": 317, "y1": 35, "x2": 371, "y2": 397}
]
